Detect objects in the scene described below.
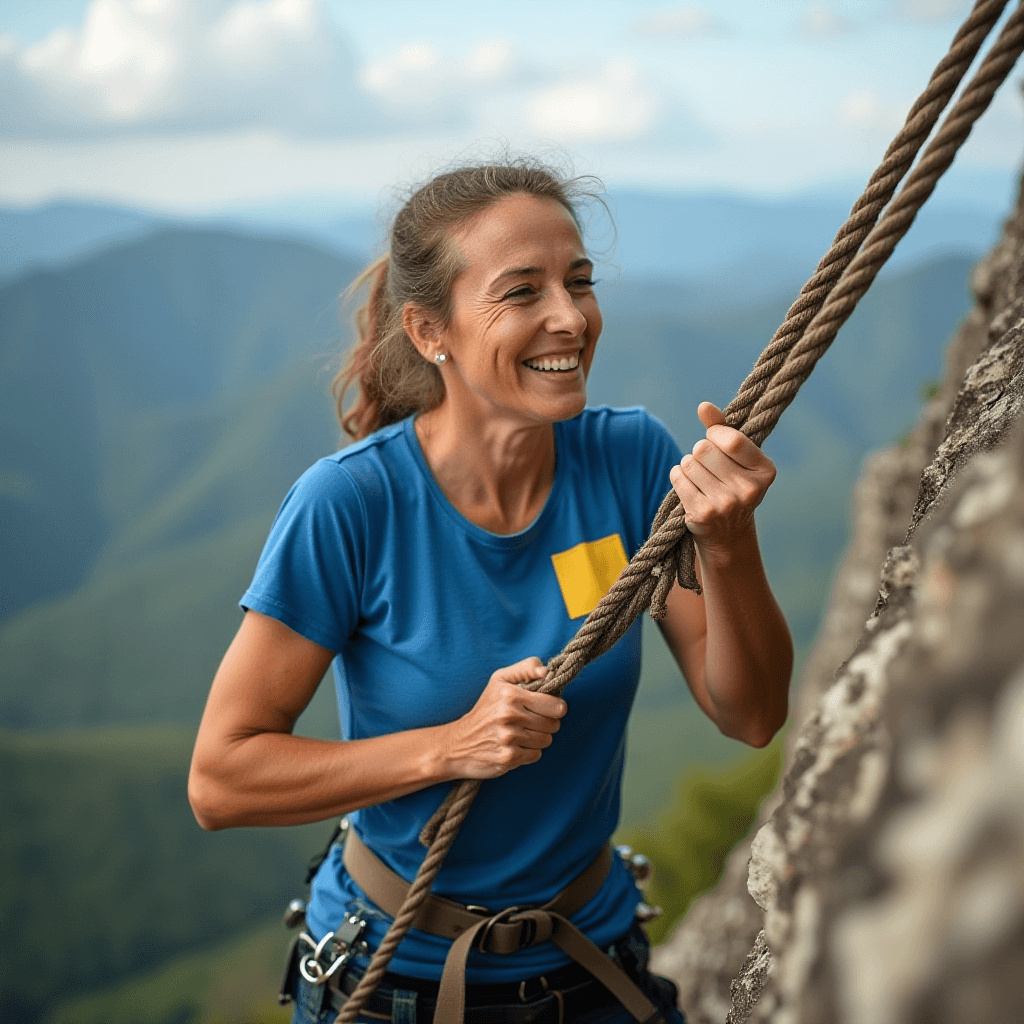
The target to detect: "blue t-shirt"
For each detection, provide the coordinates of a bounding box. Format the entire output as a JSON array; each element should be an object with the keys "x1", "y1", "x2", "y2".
[{"x1": 242, "y1": 406, "x2": 682, "y2": 981}]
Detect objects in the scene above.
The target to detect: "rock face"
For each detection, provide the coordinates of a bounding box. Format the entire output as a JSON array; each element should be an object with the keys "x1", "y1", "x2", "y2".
[{"x1": 653, "y1": 173, "x2": 1024, "y2": 1024}]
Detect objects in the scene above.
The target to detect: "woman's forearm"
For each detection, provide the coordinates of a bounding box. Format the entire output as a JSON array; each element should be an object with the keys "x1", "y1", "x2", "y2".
[
  {"x1": 188, "y1": 613, "x2": 565, "y2": 831},
  {"x1": 697, "y1": 523, "x2": 792, "y2": 746},
  {"x1": 188, "y1": 725, "x2": 452, "y2": 830},
  {"x1": 663, "y1": 401, "x2": 792, "y2": 746}
]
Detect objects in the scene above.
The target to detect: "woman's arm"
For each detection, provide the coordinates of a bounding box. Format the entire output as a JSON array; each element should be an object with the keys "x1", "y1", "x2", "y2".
[
  {"x1": 188, "y1": 610, "x2": 566, "y2": 830},
  {"x1": 657, "y1": 403, "x2": 792, "y2": 747}
]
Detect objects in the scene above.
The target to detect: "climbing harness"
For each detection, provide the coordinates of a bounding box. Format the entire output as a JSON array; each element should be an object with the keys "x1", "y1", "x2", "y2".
[
  {"x1": 280, "y1": 824, "x2": 666, "y2": 1022},
  {"x1": 328, "y1": 3, "x2": 1024, "y2": 1021},
  {"x1": 284, "y1": 916, "x2": 670, "y2": 1024},
  {"x1": 341, "y1": 830, "x2": 661, "y2": 1024}
]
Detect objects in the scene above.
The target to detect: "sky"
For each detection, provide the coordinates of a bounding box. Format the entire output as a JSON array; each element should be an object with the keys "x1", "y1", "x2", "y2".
[{"x1": 0, "y1": 0, "x2": 1021, "y2": 212}]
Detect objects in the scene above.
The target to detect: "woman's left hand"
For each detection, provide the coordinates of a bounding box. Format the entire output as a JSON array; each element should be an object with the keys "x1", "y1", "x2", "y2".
[{"x1": 669, "y1": 401, "x2": 776, "y2": 558}]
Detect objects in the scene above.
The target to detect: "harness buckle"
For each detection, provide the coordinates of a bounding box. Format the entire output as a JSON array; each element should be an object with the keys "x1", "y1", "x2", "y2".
[
  {"x1": 518, "y1": 914, "x2": 538, "y2": 948},
  {"x1": 475, "y1": 906, "x2": 520, "y2": 953},
  {"x1": 475, "y1": 906, "x2": 552, "y2": 954}
]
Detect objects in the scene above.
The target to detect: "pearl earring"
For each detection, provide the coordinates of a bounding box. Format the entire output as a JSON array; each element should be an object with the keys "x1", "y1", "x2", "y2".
[{"x1": 434, "y1": 352, "x2": 447, "y2": 365}]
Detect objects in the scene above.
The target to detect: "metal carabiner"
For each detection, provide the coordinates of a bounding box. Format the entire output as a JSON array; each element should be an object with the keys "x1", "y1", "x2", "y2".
[
  {"x1": 298, "y1": 929, "x2": 335, "y2": 984},
  {"x1": 296, "y1": 915, "x2": 369, "y2": 987}
]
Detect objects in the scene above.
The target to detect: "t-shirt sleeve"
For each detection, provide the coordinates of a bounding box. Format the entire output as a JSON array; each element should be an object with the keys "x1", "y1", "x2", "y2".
[
  {"x1": 635, "y1": 410, "x2": 683, "y2": 535},
  {"x1": 240, "y1": 459, "x2": 366, "y2": 653}
]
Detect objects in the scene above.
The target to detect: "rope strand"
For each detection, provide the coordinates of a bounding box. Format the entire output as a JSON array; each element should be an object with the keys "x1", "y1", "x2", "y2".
[
  {"x1": 740, "y1": 0, "x2": 1024, "y2": 446},
  {"x1": 723, "y1": 0, "x2": 1010, "y2": 428}
]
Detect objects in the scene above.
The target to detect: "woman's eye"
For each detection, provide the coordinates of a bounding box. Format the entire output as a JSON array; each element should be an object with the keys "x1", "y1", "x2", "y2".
[{"x1": 504, "y1": 278, "x2": 595, "y2": 300}]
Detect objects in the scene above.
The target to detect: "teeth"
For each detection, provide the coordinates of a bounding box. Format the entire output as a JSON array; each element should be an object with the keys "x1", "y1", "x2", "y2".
[{"x1": 525, "y1": 354, "x2": 579, "y2": 372}]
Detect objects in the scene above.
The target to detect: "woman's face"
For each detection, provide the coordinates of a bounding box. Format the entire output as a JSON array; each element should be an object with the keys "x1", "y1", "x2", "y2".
[{"x1": 432, "y1": 193, "x2": 602, "y2": 429}]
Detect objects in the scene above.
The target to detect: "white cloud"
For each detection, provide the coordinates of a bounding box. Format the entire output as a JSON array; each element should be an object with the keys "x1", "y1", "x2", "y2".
[
  {"x1": 840, "y1": 89, "x2": 907, "y2": 135},
  {"x1": 842, "y1": 89, "x2": 891, "y2": 125},
  {"x1": 463, "y1": 41, "x2": 517, "y2": 85},
  {"x1": 359, "y1": 42, "x2": 680, "y2": 146},
  {"x1": 524, "y1": 61, "x2": 657, "y2": 142},
  {"x1": 631, "y1": 6, "x2": 728, "y2": 39},
  {"x1": 800, "y1": 4, "x2": 854, "y2": 37},
  {"x1": 897, "y1": 0, "x2": 969, "y2": 21},
  {"x1": 359, "y1": 38, "x2": 521, "y2": 120},
  {"x1": 0, "y1": 0, "x2": 380, "y2": 138},
  {"x1": 843, "y1": 90, "x2": 878, "y2": 122},
  {"x1": 362, "y1": 42, "x2": 436, "y2": 96}
]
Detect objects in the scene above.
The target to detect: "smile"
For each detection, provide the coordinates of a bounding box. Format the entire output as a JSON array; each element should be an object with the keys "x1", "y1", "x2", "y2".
[{"x1": 523, "y1": 354, "x2": 580, "y2": 372}]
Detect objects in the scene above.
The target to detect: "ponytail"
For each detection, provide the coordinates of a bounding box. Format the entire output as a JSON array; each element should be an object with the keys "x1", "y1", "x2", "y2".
[
  {"x1": 333, "y1": 255, "x2": 390, "y2": 440},
  {"x1": 333, "y1": 253, "x2": 445, "y2": 440}
]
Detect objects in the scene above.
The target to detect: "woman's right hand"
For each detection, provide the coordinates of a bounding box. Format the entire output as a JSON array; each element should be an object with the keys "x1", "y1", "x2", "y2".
[
  {"x1": 440, "y1": 657, "x2": 567, "y2": 779},
  {"x1": 190, "y1": 615, "x2": 569, "y2": 830}
]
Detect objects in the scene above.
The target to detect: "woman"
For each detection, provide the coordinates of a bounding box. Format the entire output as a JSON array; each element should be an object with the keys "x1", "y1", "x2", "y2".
[{"x1": 189, "y1": 161, "x2": 792, "y2": 1024}]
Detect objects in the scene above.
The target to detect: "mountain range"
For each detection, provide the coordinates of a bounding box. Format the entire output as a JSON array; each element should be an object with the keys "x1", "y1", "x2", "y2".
[
  {"x1": 0, "y1": 226, "x2": 974, "y2": 725},
  {"x1": 2, "y1": 186, "x2": 1001, "y2": 295}
]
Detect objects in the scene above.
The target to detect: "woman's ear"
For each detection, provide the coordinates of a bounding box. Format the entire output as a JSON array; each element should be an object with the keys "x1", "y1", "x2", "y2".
[{"x1": 402, "y1": 304, "x2": 442, "y2": 362}]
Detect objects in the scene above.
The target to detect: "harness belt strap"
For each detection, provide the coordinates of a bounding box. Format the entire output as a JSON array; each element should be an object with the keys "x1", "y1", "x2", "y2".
[
  {"x1": 343, "y1": 829, "x2": 611, "y2": 945},
  {"x1": 342, "y1": 829, "x2": 663, "y2": 1024}
]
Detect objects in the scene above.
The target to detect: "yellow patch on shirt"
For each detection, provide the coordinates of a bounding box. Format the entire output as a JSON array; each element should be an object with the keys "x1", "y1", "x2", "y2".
[{"x1": 551, "y1": 534, "x2": 629, "y2": 620}]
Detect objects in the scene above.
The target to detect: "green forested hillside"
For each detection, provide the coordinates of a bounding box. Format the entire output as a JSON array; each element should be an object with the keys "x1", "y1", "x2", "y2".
[
  {"x1": 592, "y1": 255, "x2": 973, "y2": 645},
  {"x1": 0, "y1": 226, "x2": 976, "y2": 1022},
  {"x1": 44, "y1": 918, "x2": 294, "y2": 1024},
  {"x1": 0, "y1": 229, "x2": 357, "y2": 621},
  {"x1": 0, "y1": 726, "x2": 335, "y2": 1023},
  {"x1": 0, "y1": 239, "x2": 973, "y2": 731}
]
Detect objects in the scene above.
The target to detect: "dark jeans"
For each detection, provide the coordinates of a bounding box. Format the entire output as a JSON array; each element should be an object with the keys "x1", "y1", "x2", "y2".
[
  {"x1": 292, "y1": 974, "x2": 687, "y2": 1024},
  {"x1": 290, "y1": 925, "x2": 687, "y2": 1024}
]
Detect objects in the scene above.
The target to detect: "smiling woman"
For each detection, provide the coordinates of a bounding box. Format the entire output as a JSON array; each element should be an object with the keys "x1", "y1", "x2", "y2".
[
  {"x1": 188, "y1": 159, "x2": 792, "y2": 1024},
  {"x1": 333, "y1": 164, "x2": 605, "y2": 444},
  {"x1": 403, "y1": 193, "x2": 602, "y2": 535}
]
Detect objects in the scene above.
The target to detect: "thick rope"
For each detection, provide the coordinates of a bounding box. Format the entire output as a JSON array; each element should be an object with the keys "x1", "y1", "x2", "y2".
[
  {"x1": 333, "y1": 6, "x2": 1022, "y2": 1020},
  {"x1": 642, "y1": 0, "x2": 1023, "y2": 612},
  {"x1": 723, "y1": 0, "x2": 1010, "y2": 429},
  {"x1": 740, "y1": 0, "x2": 1024, "y2": 446}
]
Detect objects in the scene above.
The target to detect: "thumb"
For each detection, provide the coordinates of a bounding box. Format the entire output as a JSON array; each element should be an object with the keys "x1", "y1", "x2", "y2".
[
  {"x1": 499, "y1": 657, "x2": 547, "y2": 684},
  {"x1": 697, "y1": 401, "x2": 726, "y2": 430}
]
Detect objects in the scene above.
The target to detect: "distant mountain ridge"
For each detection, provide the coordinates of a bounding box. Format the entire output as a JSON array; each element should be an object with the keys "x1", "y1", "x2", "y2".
[
  {"x1": 1, "y1": 189, "x2": 999, "y2": 296},
  {"x1": 0, "y1": 227, "x2": 358, "y2": 622},
  {"x1": 0, "y1": 201, "x2": 164, "y2": 281}
]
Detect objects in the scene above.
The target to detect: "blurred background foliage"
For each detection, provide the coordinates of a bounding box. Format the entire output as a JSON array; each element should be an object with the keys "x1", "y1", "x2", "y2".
[{"x1": 620, "y1": 740, "x2": 784, "y2": 946}]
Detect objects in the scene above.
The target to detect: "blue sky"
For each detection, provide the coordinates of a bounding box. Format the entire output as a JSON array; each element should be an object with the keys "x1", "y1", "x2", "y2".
[{"x1": 0, "y1": 0, "x2": 1020, "y2": 211}]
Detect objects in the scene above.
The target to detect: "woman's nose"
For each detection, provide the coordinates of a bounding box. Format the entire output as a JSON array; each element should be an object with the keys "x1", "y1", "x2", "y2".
[{"x1": 544, "y1": 287, "x2": 588, "y2": 336}]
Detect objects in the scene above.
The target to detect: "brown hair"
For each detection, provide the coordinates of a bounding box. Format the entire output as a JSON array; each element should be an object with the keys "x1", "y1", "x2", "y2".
[{"x1": 333, "y1": 159, "x2": 604, "y2": 440}]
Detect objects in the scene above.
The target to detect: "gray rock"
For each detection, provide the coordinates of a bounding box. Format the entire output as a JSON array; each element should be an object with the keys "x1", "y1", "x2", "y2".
[
  {"x1": 725, "y1": 930, "x2": 773, "y2": 1024},
  {"x1": 651, "y1": 838, "x2": 764, "y2": 1024}
]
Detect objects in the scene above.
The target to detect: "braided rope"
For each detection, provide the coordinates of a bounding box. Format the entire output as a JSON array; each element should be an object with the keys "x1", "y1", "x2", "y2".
[
  {"x1": 333, "y1": 6, "x2": 1022, "y2": 1020},
  {"x1": 740, "y1": 0, "x2": 1024, "y2": 447},
  {"x1": 723, "y1": 0, "x2": 1010, "y2": 429}
]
